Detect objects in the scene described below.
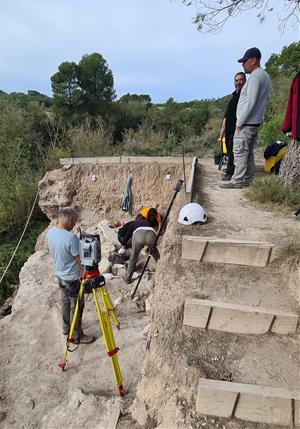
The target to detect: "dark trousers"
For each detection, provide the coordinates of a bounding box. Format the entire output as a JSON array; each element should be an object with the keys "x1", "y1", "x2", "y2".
[
  {"x1": 58, "y1": 279, "x2": 84, "y2": 338},
  {"x1": 225, "y1": 132, "x2": 235, "y2": 177}
]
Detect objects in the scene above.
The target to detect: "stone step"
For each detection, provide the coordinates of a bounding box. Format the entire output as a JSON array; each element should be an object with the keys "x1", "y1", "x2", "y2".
[
  {"x1": 196, "y1": 378, "x2": 300, "y2": 426},
  {"x1": 183, "y1": 298, "x2": 299, "y2": 334},
  {"x1": 182, "y1": 236, "x2": 273, "y2": 267}
]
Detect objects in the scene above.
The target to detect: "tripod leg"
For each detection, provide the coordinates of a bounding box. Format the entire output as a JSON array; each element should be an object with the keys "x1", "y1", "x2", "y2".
[
  {"x1": 58, "y1": 279, "x2": 85, "y2": 371},
  {"x1": 102, "y1": 286, "x2": 120, "y2": 329},
  {"x1": 93, "y1": 288, "x2": 125, "y2": 396}
]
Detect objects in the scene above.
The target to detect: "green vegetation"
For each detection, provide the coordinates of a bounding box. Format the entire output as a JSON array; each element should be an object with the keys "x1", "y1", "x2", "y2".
[
  {"x1": 0, "y1": 43, "x2": 298, "y2": 306},
  {"x1": 246, "y1": 175, "x2": 300, "y2": 210},
  {"x1": 0, "y1": 215, "x2": 48, "y2": 306}
]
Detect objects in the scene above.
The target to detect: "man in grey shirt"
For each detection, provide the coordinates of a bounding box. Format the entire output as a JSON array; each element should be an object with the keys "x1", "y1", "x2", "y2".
[
  {"x1": 221, "y1": 47, "x2": 271, "y2": 188},
  {"x1": 47, "y1": 207, "x2": 95, "y2": 344}
]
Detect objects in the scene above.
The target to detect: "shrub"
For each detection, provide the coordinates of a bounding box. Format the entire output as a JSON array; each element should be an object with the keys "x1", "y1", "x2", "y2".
[
  {"x1": 122, "y1": 125, "x2": 164, "y2": 155},
  {"x1": 42, "y1": 147, "x2": 72, "y2": 171},
  {"x1": 245, "y1": 175, "x2": 300, "y2": 209},
  {"x1": 67, "y1": 117, "x2": 114, "y2": 157},
  {"x1": 259, "y1": 115, "x2": 288, "y2": 146}
]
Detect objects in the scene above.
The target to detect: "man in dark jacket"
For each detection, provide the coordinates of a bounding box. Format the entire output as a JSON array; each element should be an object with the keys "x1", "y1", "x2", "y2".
[{"x1": 218, "y1": 72, "x2": 246, "y2": 180}]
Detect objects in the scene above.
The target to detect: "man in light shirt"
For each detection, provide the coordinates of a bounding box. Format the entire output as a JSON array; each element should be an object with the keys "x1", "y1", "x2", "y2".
[
  {"x1": 221, "y1": 47, "x2": 271, "y2": 189},
  {"x1": 47, "y1": 207, "x2": 95, "y2": 344}
]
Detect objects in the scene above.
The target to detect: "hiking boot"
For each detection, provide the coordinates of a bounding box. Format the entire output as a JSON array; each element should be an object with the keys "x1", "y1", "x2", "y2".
[
  {"x1": 220, "y1": 182, "x2": 247, "y2": 189},
  {"x1": 73, "y1": 334, "x2": 96, "y2": 345}
]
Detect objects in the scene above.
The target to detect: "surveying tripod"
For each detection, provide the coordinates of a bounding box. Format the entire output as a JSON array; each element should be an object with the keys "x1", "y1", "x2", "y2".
[{"x1": 58, "y1": 268, "x2": 125, "y2": 397}]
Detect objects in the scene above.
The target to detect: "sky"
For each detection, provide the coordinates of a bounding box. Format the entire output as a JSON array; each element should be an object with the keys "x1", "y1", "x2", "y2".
[{"x1": 0, "y1": 0, "x2": 299, "y2": 103}]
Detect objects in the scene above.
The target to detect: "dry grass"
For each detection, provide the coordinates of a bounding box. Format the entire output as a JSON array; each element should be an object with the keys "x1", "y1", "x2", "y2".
[
  {"x1": 245, "y1": 175, "x2": 300, "y2": 212},
  {"x1": 275, "y1": 233, "x2": 300, "y2": 265}
]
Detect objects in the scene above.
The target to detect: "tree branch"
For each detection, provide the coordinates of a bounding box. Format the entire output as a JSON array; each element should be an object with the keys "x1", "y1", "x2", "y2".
[{"x1": 182, "y1": 0, "x2": 300, "y2": 33}]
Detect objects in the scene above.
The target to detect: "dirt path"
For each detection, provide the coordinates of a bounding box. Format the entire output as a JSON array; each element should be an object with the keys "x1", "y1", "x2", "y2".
[{"x1": 132, "y1": 159, "x2": 300, "y2": 429}]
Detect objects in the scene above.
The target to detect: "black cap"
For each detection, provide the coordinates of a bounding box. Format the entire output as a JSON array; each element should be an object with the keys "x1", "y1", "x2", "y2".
[{"x1": 238, "y1": 47, "x2": 261, "y2": 63}]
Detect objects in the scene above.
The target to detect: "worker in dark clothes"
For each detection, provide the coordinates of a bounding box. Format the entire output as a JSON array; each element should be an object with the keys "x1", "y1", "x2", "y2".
[
  {"x1": 218, "y1": 72, "x2": 246, "y2": 181},
  {"x1": 122, "y1": 208, "x2": 160, "y2": 284}
]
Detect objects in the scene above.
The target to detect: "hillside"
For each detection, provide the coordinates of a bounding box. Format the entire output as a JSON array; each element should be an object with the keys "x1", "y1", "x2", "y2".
[{"x1": 0, "y1": 157, "x2": 299, "y2": 429}]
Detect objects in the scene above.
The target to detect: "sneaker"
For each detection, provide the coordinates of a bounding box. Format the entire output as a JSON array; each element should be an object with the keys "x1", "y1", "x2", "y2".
[
  {"x1": 221, "y1": 174, "x2": 232, "y2": 181},
  {"x1": 73, "y1": 334, "x2": 96, "y2": 345}
]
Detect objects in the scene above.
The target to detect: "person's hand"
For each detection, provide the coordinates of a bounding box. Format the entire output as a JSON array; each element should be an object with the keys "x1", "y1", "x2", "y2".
[
  {"x1": 236, "y1": 127, "x2": 241, "y2": 134},
  {"x1": 286, "y1": 132, "x2": 292, "y2": 137}
]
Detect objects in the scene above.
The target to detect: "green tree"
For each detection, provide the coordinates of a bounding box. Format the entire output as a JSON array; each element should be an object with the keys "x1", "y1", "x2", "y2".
[
  {"x1": 78, "y1": 53, "x2": 115, "y2": 116},
  {"x1": 119, "y1": 93, "x2": 152, "y2": 106},
  {"x1": 51, "y1": 61, "x2": 81, "y2": 117},
  {"x1": 265, "y1": 42, "x2": 300, "y2": 78}
]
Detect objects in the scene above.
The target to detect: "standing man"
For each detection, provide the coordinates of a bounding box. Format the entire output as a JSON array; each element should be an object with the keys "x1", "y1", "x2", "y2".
[
  {"x1": 47, "y1": 207, "x2": 95, "y2": 344},
  {"x1": 221, "y1": 47, "x2": 271, "y2": 189},
  {"x1": 218, "y1": 72, "x2": 246, "y2": 181}
]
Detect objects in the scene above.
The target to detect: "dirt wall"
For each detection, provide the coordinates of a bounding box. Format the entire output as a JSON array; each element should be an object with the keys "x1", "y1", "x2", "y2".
[{"x1": 38, "y1": 162, "x2": 186, "y2": 222}]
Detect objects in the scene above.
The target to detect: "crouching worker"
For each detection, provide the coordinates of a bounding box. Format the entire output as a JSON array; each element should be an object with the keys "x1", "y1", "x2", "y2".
[
  {"x1": 123, "y1": 208, "x2": 160, "y2": 284},
  {"x1": 46, "y1": 207, "x2": 95, "y2": 344}
]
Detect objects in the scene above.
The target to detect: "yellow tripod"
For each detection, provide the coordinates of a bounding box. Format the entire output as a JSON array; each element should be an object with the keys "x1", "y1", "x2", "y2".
[{"x1": 58, "y1": 269, "x2": 125, "y2": 396}]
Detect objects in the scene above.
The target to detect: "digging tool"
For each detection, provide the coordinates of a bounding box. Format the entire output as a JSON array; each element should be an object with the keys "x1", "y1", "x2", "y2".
[{"x1": 131, "y1": 179, "x2": 184, "y2": 300}]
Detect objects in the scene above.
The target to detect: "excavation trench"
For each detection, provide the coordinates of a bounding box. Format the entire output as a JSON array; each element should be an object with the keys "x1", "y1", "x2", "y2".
[
  {"x1": 0, "y1": 157, "x2": 190, "y2": 429},
  {"x1": 2, "y1": 157, "x2": 298, "y2": 429}
]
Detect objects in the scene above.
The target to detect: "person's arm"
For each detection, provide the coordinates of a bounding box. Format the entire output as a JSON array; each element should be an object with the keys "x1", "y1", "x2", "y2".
[
  {"x1": 218, "y1": 117, "x2": 226, "y2": 140},
  {"x1": 236, "y1": 74, "x2": 260, "y2": 128},
  {"x1": 70, "y1": 236, "x2": 81, "y2": 264}
]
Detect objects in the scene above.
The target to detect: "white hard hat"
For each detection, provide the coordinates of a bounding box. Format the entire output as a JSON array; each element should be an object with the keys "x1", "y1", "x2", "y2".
[{"x1": 178, "y1": 203, "x2": 207, "y2": 225}]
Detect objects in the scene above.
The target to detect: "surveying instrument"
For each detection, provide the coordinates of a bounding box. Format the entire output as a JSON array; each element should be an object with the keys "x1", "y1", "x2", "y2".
[{"x1": 58, "y1": 232, "x2": 125, "y2": 397}]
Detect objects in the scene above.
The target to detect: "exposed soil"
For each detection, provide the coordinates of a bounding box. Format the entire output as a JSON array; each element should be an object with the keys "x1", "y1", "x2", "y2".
[
  {"x1": 131, "y1": 159, "x2": 300, "y2": 429},
  {"x1": 1, "y1": 158, "x2": 299, "y2": 429}
]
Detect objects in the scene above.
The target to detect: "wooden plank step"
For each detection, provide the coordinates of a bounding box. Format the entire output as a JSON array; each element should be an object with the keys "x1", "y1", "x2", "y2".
[
  {"x1": 196, "y1": 378, "x2": 300, "y2": 426},
  {"x1": 183, "y1": 298, "x2": 299, "y2": 334},
  {"x1": 182, "y1": 236, "x2": 273, "y2": 267}
]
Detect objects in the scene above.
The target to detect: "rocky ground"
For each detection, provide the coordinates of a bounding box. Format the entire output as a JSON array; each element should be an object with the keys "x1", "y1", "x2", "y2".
[{"x1": 0, "y1": 158, "x2": 299, "y2": 429}]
